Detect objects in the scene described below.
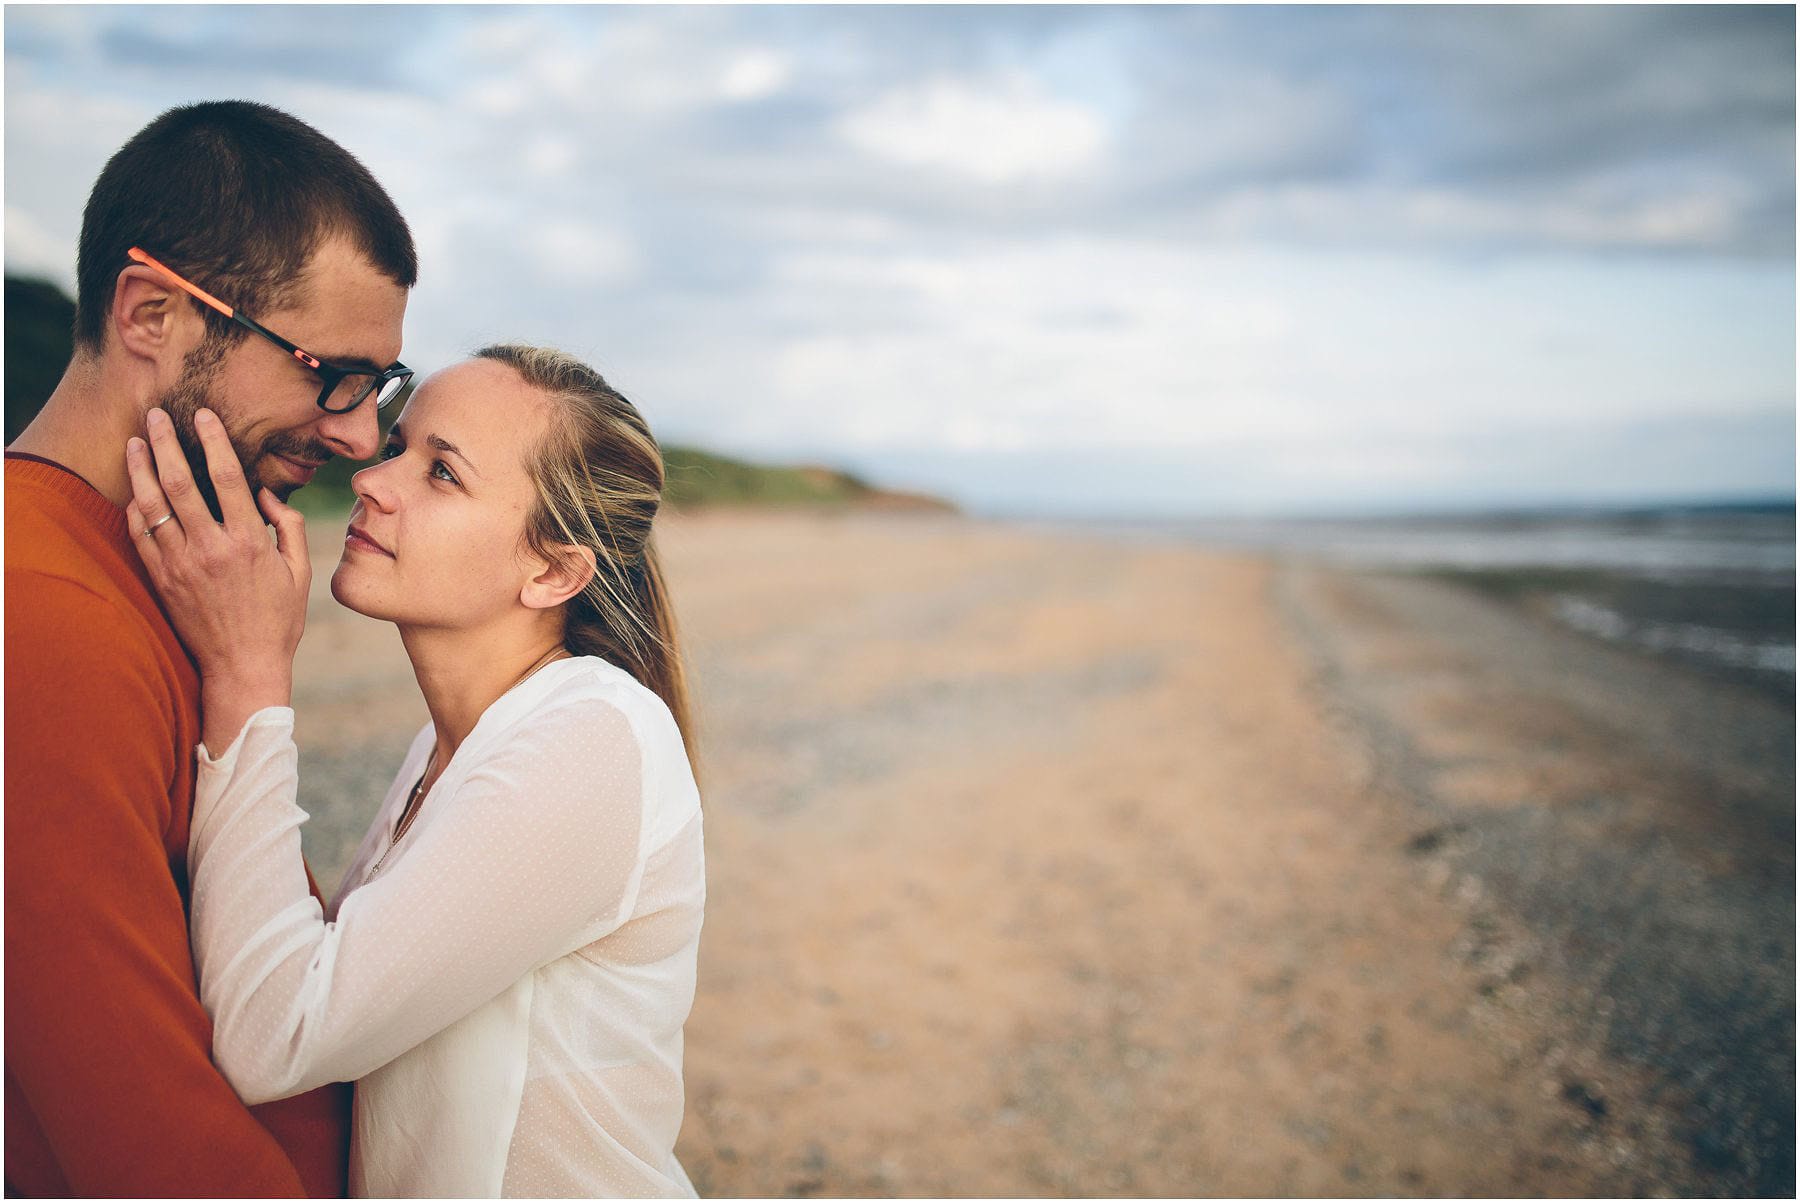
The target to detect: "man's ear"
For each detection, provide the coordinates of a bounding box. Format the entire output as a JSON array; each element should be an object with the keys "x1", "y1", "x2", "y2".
[
  {"x1": 521, "y1": 542, "x2": 598, "y2": 611},
  {"x1": 110, "y1": 265, "x2": 201, "y2": 365}
]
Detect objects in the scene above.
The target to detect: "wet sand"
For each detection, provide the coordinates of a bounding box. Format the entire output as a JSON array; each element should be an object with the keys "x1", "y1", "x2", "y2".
[{"x1": 290, "y1": 509, "x2": 1794, "y2": 1198}]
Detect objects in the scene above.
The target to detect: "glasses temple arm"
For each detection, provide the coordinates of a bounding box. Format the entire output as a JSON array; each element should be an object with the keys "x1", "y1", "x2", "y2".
[
  {"x1": 235, "y1": 312, "x2": 324, "y2": 370},
  {"x1": 124, "y1": 247, "x2": 322, "y2": 371},
  {"x1": 125, "y1": 247, "x2": 236, "y2": 318}
]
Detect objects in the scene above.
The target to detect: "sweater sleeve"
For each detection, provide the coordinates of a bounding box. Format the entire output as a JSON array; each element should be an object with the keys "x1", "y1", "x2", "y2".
[
  {"x1": 2, "y1": 575, "x2": 309, "y2": 1197},
  {"x1": 188, "y1": 696, "x2": 647, "y2": 1104}
]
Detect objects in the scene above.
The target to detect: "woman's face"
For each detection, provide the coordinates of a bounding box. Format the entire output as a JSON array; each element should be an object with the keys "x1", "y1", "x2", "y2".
[{"x1": 330, "y1": 358, "x2": 555, "y2": 629}]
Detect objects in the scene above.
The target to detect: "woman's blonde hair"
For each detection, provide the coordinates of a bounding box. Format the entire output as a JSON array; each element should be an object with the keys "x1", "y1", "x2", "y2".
[{"x1": 473, "y1": 343, "x2": 694, "y2": 761}]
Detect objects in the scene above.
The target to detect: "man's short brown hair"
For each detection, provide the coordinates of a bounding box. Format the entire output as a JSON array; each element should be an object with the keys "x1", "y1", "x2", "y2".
[{"x1": 74, "y1": 100, "x2": 417, "y2": 352}]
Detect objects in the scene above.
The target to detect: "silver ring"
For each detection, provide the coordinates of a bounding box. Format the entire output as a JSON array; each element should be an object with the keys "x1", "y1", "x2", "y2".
[{"x1": 139, "y1": 511, "x2": 175, "y2": 537}]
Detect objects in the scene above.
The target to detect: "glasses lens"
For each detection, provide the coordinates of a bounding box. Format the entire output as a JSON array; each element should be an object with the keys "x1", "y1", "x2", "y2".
[
  {"x1": 321, "y1": 372, "x2": 379, "y2": 413},
  {"x1": 374, "y1": 373, "x2": 410, "y2": 409}
]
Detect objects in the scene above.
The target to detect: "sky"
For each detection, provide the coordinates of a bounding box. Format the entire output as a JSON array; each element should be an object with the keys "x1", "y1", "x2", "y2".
[{"x1": 4, "y1": 3, "x2": 1795, "y2": 518}]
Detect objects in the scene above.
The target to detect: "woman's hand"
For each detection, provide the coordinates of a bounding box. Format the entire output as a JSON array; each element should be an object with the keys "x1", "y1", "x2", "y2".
[{"x1": 126, "y1": 406, "x2": 312, "y2": 751}]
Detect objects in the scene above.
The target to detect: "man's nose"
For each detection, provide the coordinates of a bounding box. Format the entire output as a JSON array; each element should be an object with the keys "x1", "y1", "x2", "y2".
[{"x1": 315, "y1": 398, "x2": 382, "y2": 462}]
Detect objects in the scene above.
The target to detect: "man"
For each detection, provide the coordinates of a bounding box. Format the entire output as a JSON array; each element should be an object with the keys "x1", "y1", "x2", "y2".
[{"x1": 5, "y1": 101, "x2": 415, "y2": 1196}]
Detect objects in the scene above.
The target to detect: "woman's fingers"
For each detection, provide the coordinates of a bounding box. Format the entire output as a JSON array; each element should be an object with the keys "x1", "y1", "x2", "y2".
[
  {"x1": 257, "y1": 487, "x2": 313, "y2": 587},
  {"x1": 125, "y1": 435, "x2": 184, "y2": 549},
  {"x1": 121, "y1": 418, "x2": 310, "y2": 690},
  {"x1": 192, "y1": 408, "x2": 261, "y2": 532},
  {"x1": 143, "y1": 407, "x2": 214, "y2": 534},
  {"x1": 122, "y1": 493, "x2": 168, "y2": 576}
]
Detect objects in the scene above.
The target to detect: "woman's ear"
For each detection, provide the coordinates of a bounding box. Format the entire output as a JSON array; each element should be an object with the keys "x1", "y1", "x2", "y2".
[{"x1": 521, "y1": 542, "x2": 598, "y2": 611}]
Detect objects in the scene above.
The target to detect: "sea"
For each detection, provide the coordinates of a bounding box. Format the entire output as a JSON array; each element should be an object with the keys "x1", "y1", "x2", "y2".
[{"x1": 1035, "y1": 503, "x2": 1797, "y2": 699}]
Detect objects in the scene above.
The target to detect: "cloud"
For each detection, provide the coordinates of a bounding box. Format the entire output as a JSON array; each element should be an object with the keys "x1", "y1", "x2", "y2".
[
  {"x1": 3, "y1": 4, "x2": 1790, "y2": 517},
  {"x1": 1350, "y1": 5, "x2": 1795, "y2": 255},
  {"x1": 838, "y1": 72, "x2": 1107, "y2": 185},
  {"x1": 526, "y1": 221, "x2": 640, "y2": 285},
  {"x1": 14, "y1": 5, "x2": 1788, "y2": 257},
  {"x1": 1383, "y1": 6, "x2": 1793, "y2": 185},
  {"x1": 1, "y1": 84, "x2": 148, "y2": 287},
  {"x1": 852, "y1": 405, "x2": 1797, "y2": 519},
  {"x1": 2, "y1": 205, "x2": 73, "y2": 287},
  {"x1": 521, "y1": 134, "x2": 579, "y2": 179},
  {"x1": 719, "y1": 49, "x2": 791, "y2": 103}
]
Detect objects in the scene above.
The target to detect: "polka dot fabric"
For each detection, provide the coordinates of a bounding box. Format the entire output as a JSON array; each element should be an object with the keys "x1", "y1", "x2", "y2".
[{"x1": 189, "y1": 656, "x2": 705, "y2": 1197}]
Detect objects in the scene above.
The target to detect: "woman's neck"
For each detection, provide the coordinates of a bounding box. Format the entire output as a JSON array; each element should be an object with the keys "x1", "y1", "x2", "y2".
[{"x1": 399, "y1": 619, "x2": 568, "y2": 767}]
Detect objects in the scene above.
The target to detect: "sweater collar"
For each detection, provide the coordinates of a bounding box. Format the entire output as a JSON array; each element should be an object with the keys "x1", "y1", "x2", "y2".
[{"x1": 5, "y1": 452, "x2": 132, "y2": 547}]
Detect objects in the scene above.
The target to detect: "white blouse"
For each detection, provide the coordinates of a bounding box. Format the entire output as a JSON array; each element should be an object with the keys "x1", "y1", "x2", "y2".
[{"x1": 188, "y1": 656, "x2": 705, "y2": 1198}]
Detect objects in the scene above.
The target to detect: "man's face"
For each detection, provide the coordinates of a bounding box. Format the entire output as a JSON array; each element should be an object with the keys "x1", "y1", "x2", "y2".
[{"x1": 156, "y1": 235, "x2": 408, "y2": 515}]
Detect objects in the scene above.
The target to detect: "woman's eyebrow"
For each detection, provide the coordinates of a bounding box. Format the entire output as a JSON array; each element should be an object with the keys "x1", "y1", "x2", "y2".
[
  {"x1": 426, "y1": 433, "x2": 482, "y2": 478},
  {"x1": 384, "y1": 421, "x2": 481, "y2": 479}
]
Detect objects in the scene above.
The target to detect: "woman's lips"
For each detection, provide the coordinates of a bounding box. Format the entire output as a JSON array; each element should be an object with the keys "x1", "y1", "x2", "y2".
[{"x1": 344, "y1": 524, "x2": 394, "y2": 557}]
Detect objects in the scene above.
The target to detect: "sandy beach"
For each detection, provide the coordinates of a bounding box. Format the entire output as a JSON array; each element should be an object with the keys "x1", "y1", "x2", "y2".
[{"x1": 290, "y1": 508, "x2": 1794, "y2": 1198}]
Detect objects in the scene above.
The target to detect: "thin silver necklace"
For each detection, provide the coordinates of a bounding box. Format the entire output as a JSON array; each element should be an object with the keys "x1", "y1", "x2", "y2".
[{"x1": 368, "y1": 645, "x2": 571, "y2": 877}]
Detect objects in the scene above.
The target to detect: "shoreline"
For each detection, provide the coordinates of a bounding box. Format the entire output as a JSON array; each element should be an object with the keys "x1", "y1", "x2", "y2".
[
  {"x1": 289, "y1": 508, "x2": 1793, "y2": 1196},
  {"x1": 1273, "y1": 559, "x2": 1794, "y2": 1197},
  {"x1": 1012, "y1": 512, "x2": 1796, "y2": 705}
]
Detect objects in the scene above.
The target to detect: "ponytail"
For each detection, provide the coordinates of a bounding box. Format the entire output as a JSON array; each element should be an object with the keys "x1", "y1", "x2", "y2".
[
  {"x1": 472, "y1": 343, "x2": 697, "y2": 766},
  {"x1": 564, "y1": 537, "x2": 695, "y2": 764}
]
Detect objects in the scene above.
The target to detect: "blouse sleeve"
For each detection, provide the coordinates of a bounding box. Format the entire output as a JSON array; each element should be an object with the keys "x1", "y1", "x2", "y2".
[{"x1": 187, "y1": 697, "x2": 646, "y2": 1105}]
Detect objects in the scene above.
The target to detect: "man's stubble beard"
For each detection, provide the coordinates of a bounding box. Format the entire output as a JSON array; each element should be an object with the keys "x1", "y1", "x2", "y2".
[{"x1": 156, "y1": 333, "x2": 335, "y2": 520}]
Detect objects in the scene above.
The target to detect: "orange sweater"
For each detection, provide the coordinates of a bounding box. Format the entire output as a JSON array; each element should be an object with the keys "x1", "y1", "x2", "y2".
[{"x1": 4, "y1": 455, "x2": 350, "y2": 1197}]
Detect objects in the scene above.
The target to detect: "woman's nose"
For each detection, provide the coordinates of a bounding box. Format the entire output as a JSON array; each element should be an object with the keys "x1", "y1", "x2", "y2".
[{"x1": 350, "y1": 460, "x2": 397, "y2": 512}]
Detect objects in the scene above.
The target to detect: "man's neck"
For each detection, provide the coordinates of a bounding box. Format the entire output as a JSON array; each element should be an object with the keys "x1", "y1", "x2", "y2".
[{"x1": 9, "y1": 359, "x2": 141, "y2": 508}]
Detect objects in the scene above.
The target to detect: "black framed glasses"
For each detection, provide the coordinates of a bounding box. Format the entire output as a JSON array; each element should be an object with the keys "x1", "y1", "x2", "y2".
[{"x1": 127, "y1": 247, "x2": 412, "y2": 413}]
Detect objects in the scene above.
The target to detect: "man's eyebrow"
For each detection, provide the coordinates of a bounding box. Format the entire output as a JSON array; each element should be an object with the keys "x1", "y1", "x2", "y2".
[{"x1": 317, "y1": 352, "x2": 389, "y2": 373}]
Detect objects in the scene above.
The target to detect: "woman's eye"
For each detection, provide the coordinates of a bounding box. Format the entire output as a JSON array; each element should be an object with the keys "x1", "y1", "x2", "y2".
[
  {"x1": 431, "y1": 460, "x2": 460, "y2": 485},
  {"x1": 380, "y1": 442, "x2": 402, "y2": 461}
]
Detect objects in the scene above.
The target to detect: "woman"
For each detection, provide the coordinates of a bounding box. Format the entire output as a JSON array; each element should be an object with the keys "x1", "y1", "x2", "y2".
[{"x1": 123, "y1": 345, "x2": 705, "y2": 1198}]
